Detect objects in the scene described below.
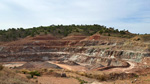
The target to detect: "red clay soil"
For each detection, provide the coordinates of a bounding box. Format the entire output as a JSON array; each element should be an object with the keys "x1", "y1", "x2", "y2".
[
  {"x1": 62, "y1": 33, "x2": 87, "y2": 40},
  {"x1": 32, "y1": 34, "x2": 58, "y2": 40},
  {"x1": 85, "y1": 34, "x2": 101, "y2": 41},
  {"x1": 62, "y1": 36, "x2": 87, "y2": 40},
  {"x1": 89, "y1": 34, "x2": 100, "y2": 40},
  {"x1": 3, "y1": 34, "x2": 87, "y2": 47}
]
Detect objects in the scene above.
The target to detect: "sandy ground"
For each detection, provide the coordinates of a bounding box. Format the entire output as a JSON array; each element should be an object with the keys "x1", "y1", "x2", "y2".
[
  {"x1": 3, "y1": 61, "x2": 150, "y2": 84},
  {"x1": 2, "y1": 61, "x2": 143, "y2": 84},
  {"x1": 38, "y1": 76, "x2": 79, "y2": 84}
]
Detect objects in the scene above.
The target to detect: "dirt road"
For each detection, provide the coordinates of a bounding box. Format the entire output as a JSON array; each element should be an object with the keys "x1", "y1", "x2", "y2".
[
  {"x1": 48, "y1": 61, "x2": 88, "y2": 71},
  {"x1": 104, "y1": 61, "x2": 136, "y2": 73}
]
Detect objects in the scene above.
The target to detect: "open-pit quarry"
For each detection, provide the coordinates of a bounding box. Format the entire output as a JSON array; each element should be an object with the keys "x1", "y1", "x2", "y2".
[{"x1": 1, "y1": 34, "x2": 150, "y2": 84}]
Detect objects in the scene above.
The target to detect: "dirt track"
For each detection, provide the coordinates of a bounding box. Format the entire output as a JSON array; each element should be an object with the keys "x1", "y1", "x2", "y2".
[
  {"x1": 103, "y1": 61, "x2": 136, "y2": 73},
  {"x1": 48, "y1": 61, "x2": 136, "y2": 74},
  {"x1": 48, "y1": 61, "x2": 88, "y2": 71}
]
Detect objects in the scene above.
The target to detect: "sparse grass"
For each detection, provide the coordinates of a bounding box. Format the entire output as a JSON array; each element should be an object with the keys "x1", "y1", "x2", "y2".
[
  {"x1": 20, "y1": 69, "x2": 41, "y2": 78},
  {"x1": 106, "y1": 47, "x2": 110, "y2": 49},
  {"x1": 0, "y1": 67, "x2": 35, "y2": 84},
  {"x1": 29, "y1": 70, "x2": 41, "y2": 78},
  {"x1": 75, "y1": 77, "x2": 88, "y2": 84},
  {"x1": 21, "y1": 69, "x2": 30, "y2": 74},
  {"x1": 134, "y1": 74, "x2": 139, "y2": 78},
  {"x1": 19, "y1": 68, "x2": 65, "y2": 78},
  {"x1": 64, "y1": 70, "x2": 137, "y2": 82},
  {"x1": 140, "y1": 35, "x2": 150, "y2": 42},
  {"x1": 73, "y1": 71, "x2": 107, "y2": 81},
  {"x1": 144, "y1": 79, "x2": 150, "y2": 81},
  {"x1": 49, "y1": 69, "x2": 54, "y2": 73}
]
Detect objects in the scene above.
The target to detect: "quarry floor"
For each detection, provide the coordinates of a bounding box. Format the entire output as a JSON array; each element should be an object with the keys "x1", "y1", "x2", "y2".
[{"x1": 3, "y1": 60, "x2": 150, "y2": 84}]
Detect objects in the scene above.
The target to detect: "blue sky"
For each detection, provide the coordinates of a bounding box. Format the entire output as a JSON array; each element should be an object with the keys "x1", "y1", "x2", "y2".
[{"x1": 0, "y1": 0, "x2": 150, "y2": 34}]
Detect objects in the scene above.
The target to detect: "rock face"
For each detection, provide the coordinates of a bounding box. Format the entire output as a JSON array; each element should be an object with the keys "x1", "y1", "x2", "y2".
[{"x1": 0, "y1": 34, "x2": 149, "y2": 69}]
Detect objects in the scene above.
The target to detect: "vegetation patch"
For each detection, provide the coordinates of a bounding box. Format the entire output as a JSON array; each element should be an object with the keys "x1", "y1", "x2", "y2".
[
  {"x1": 0, "y1": 24, "x2": 136, "y2": 42},
  {"x1": 0, "y1": 64, "x2": 4, "y2": 71},
  {"x1": 29, "y1": 70, "x2": 41, "y2": 78},
  {"x1": 75, "y1": 77, "x2": 88, "y2": 84},
  {"x1": 0, "y1": 67, "x2": 35, "y2": 84},
  {"x1": 70, "y1": 71, "x2": 138, "y2": 81}
]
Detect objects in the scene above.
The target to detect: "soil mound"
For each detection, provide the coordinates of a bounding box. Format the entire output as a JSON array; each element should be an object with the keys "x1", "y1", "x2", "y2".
[
  {"x1": 88, "y1": 34, "x2": 101, "y2": 40},
  {"x1": 57, "y1": 61, "x2": 79, "y2": 66},
  {"x1": 83, "y1": 34, "x2": 101, "y2": 41},
  {"x1": 17, "y1": 62, "x2": 62, "y2": 69}
]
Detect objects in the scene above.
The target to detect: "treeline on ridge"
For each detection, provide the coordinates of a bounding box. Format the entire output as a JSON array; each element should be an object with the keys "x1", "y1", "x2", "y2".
[{"x1": 0, "y1": 24, "x2": 135, "y2": 42}]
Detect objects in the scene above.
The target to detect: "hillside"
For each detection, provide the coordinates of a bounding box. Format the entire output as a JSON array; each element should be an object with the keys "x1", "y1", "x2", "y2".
[
  {"x1": 0, "y1": 24, "x2": 136, "y2": 42},
  {"x1": 0, "y1": 65, "x2": 35, "y2": 84},
  {"x1": 0, "y1": 25, "x2": 150, "y2": 84}
]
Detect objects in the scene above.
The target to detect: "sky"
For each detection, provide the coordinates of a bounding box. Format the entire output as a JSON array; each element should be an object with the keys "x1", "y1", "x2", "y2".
[{"x1": 0, "y1": 0, "x2": 150, "y2": 34}]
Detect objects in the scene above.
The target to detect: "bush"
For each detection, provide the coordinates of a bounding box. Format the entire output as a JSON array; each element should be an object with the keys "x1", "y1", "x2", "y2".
[
  {"x1": 94, "y1": 74, "x2": 107, "y2": 81},
  {"x1": 21, "y1": 69, "x2": 29, "y2": 74},
  {"x1": 75, "y1": 77, "x2": 88, "y2": 84},
  {"x1": 29, "y1": 71, "x2": 41, "y2": 78},
  {"x1": 49, "y1": 70, "x2": 54, "y2": 73},
  {"x1": 0, "y1": 64, "x2": 4, "y2": 70}
]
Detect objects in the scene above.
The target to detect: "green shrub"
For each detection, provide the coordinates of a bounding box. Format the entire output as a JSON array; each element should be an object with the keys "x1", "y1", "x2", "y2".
[
  {"x1": 75, "y1": 77, "x2": 88, "y2": 84},
  {"x1": 0, "y1": 64, "x2": 4, "y2": 70},
  {"x1": 49, "y1": 70, "x2": 54, "y2": 73},
  {"x1": 21, "y1": 69, "x2": 29, "y2": 74},
  {"x1": 29, "y1": 71, "x2": 41, "y2": 78}
]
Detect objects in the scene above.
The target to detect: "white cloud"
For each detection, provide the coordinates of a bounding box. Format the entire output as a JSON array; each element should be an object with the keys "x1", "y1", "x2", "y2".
[{"x1": 0, "y1": 0, "x2": 149, "y2": 34}]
